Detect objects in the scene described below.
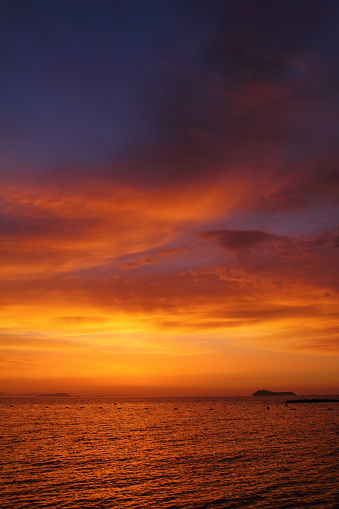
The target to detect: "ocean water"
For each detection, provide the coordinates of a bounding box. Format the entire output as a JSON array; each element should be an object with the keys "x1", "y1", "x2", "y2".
[{"x1": 0, "y1": 396, "x2": 338, "y2": 508}]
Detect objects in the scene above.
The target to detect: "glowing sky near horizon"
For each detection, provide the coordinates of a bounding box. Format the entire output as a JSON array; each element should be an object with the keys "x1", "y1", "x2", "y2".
[{"x1": 1, "y1": 0, "x2": 338, "y2": 395}]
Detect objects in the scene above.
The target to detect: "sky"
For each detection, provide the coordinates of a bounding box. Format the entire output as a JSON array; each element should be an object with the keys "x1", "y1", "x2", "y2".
[{"x1": 1, "y1": 0, "x2": 339, "y2": 396}]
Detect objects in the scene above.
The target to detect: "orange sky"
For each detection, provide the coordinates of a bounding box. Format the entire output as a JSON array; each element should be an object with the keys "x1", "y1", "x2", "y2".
[
  {"x1": 1, "y1": 1, "x2": 338, "y2": 396},
  {"x1": 1, "y1": 176, "x2": 338, "y2": 396}
]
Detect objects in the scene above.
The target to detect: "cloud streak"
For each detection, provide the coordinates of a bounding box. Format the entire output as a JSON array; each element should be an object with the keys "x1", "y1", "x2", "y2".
[{"x1": 1, "y1": 0, "x2": 338, "y2": 394}]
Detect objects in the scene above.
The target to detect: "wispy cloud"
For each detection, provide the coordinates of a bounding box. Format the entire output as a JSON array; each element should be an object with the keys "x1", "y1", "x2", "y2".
[{"x1": 1, "y1": 0, "x2": 339, "y2": 393}]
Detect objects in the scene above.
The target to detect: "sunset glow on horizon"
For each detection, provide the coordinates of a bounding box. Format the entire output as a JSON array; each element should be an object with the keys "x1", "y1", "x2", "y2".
[{"x1": 1, "y1": 1, "x2": 338, "y2": 396}]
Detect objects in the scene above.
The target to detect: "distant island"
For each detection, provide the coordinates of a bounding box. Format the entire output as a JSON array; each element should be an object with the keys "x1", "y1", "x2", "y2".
[
  {"x1": 38, "y1": 393, "x2": 71, "y2": 397},
  {"x1": 253, "y1": 390, "x2": 296, "y2": 396}
]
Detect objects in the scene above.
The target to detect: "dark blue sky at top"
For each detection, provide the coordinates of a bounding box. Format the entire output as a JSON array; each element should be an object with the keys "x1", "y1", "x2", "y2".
[
  {"x1": 2, "y1": 1, "x2": 339, "y2": 400},
  {"x1": 2, "y1": 0, "x2": 339, "y2": 187}
]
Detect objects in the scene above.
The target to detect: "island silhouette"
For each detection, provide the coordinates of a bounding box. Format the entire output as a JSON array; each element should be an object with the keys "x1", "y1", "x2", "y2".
[
  {"x1": 37, "y1": 393, "x2": 71, "y2": 397},
  {"x1": 253, "y1": 390, "x2": 296, "y2": 396}
]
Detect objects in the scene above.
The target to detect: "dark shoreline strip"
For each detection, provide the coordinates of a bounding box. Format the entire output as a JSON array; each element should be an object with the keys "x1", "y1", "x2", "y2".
[{"x1": 286, "y1": 398, "x2": 339, "y2": 403}]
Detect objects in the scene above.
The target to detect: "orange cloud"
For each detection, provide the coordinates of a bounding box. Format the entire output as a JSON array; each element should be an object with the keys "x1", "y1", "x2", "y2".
[
  {"x1": 1, "y1": 172, "x2": 338, "y2": 395},
  {"x1": 0, "y1": 175, "x2": 249, "y2": 277}
]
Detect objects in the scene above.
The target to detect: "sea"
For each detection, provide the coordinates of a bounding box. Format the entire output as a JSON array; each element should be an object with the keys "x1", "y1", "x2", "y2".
[{"x1": 0, "y1": 396, "x2": 338, "y2": 508}]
